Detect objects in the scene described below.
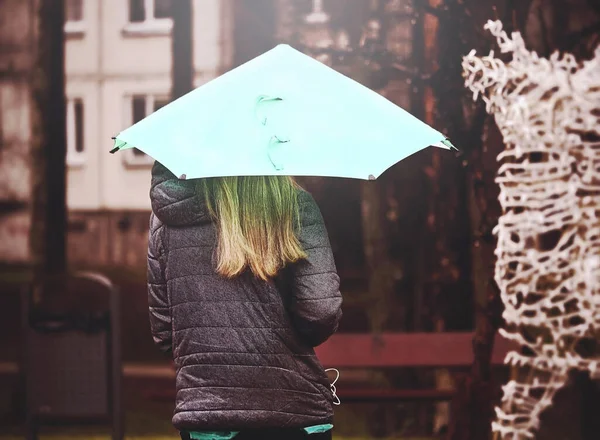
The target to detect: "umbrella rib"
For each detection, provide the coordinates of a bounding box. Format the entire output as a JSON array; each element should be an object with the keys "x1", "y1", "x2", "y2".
[{"x1": 109, "y1": 138, "x2": 128, "y2": 154}]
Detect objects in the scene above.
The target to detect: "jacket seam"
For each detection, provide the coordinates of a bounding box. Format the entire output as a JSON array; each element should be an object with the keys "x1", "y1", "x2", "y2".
[
  {"x1": 175, "y1": 385, "x2": 322, "y2": 396},
  {"x1": 176, "y1": 351, "x2": 314, "y2": 359},
  {"x1": 165, "y1": 269, "x2": 336, "y2": 284},
  {"x1": 175, "y1": 408, "x2": 329, "y2": 417},
  {"x1": 171, "y1": 299, "x2": 279, "y2": 306},
  {"x1": 173, "y1": 325, "x2": 287, "y2": 333},
  {"x1": 293, "y1": 296, "x2": 340, "y2": 301}
]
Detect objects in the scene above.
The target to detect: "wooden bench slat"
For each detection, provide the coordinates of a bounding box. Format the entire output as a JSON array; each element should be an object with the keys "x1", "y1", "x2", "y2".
[
  {"x1": 146, "y1": 332, "x2": 517, "y2": 405},
  {"x1": 315, "y1": 332, "x2": 516, "y2": 368},
  {"x1": 337, "y1": 388, "x2": 456, "y2": 402}
]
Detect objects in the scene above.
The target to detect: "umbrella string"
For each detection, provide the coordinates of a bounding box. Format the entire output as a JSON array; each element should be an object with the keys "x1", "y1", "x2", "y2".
[
  {"x1": 267, "y1": 136, "x2": 287, "y2": 171},
  {"x1": 325, "y1": 368, "x2": 341, "y2": 406}
]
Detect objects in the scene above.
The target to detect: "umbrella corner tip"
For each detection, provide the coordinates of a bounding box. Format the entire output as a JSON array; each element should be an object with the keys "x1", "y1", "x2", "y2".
[{"x1": 442, "y1": 138, "x2": 459, "y2": 151}]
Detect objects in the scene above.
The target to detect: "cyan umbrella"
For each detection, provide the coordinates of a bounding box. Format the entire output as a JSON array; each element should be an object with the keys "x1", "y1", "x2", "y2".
[{"x1": 111, "y1": 44, "x2": 455, "y2": 180}]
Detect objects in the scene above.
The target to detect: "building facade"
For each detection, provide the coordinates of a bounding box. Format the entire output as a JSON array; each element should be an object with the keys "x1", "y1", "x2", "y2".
[
  {"x1": 2, "y1": 0, "x2": 411, "y2": 271},
  {"x1": 64, "y1": 0, "x2": 233, "y2": 211},
  {"x1": 63, "y1": 0, "x2": 234, "y2": 267}
]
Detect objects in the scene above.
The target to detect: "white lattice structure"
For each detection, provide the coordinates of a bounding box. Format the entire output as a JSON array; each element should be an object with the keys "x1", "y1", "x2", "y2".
[{"x1": 462, "y1": 21, "x2": 600, "y2": 439}]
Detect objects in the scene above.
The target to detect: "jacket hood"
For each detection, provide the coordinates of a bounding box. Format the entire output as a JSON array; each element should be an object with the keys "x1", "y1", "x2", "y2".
[{"x1": 149, "y1": 161, "x2": 212, "y2": 227}]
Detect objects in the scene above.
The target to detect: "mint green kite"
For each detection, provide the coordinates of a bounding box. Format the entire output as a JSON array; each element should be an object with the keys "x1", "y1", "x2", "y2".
[{"x1": 111, "y1": 44, "x2": 455, "y2": 180}]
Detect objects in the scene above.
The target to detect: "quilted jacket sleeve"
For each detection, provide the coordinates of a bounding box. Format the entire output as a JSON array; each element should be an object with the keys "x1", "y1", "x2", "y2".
[
  {"x1": 147, "y1": 213, "x2": 172, "y2": 354},
  {"x1": 288, "y1": 191, "x2": 343, "y2": 347}
]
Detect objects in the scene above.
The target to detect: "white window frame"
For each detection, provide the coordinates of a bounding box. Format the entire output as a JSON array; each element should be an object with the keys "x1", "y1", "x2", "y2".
[
  {"x1": 66, "y1": 98, "x2": 85, "y2": 167},
  {"x1": 123, "y1": 0, "x2": 173, "y2": 37},
  {"x1": 122, "y1": 94, "x2": 170, "y2": 167},
  {"x1": 64, "y1": 0, "x2": 86, "y2": 36}
]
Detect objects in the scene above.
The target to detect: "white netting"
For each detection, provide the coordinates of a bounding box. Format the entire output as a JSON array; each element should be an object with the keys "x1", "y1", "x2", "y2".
[{"x1": 462, "y1": 20, "x2": 600, "y2": 439}]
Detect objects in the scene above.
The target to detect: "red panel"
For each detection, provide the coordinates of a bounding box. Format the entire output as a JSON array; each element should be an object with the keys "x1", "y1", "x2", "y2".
[
  {"x1": 315, "y1": 332, "x2": 517, "y2": 368},
  {"x1": 337, "y1": 388, "x2": 456, "y2": 402}
]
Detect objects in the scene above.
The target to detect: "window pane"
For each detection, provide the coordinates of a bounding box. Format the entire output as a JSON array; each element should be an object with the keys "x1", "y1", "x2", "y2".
[
  {"x1": 129, "y1": 0, "x2": 145, "y2": 22},
  {"x1": 132, "y1": 96, "x2": 147, "y2": 123},
  {"x1": 74, "y1": 99, "x2": 84, "y2": 153},
  {"x1": 132, "y1": 96, "x2": 147, "y2": 157},
  {"x1": 153, "y1": 98, "x2": 169, "y2": 112},
  {"x1": 154, "y1": 0, "x2": 172, "y2": 18},
  {"x1": 66, "y1": 0, "x2": 83, "y2": 22}
]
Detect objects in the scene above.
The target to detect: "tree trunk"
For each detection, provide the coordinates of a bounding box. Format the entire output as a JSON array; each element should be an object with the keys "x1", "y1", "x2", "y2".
[
  {"x1": 422, "y1": 1, "x2": 504, "y2": 438},
  {"x1": 29, "y1": 0, "x2": 67, "y2": 281},
  {"x1": 233, "y1": 0, "x2": 277, "y2": 67},
  {"x1": 360, "y1": 176, "x2": 400, "y2": 438},
  {"x1": 360, "y1": 179, "x2": 395, "y2": 334},
  {"x1": 172, "y1": 0, "x2": 194, "y2": 100}
]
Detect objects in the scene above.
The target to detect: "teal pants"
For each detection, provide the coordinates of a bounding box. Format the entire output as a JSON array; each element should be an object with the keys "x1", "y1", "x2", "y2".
[{"x1": 180, "y1": 428, "x2": 332, "y2": 440}]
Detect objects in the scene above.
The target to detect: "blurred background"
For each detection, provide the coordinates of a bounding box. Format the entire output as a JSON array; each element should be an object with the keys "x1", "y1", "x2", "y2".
[{"x1": 0, "y1": 0, "x2": 598, "y2": 439}]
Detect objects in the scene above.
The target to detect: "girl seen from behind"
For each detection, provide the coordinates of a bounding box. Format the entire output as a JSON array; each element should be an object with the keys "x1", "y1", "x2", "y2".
[{"x1": 147, "y1": 162, "x2": 342, "y2": 440}]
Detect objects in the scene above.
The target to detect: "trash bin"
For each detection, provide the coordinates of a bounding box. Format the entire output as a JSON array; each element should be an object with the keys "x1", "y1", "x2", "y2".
[{"x1": 20, "y1": 271, "x2": 123, "y2": 440}]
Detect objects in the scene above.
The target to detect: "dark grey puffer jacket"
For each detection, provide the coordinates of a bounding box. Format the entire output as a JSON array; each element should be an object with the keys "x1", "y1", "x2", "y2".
[{"x1": 147, "y1": 162, "x2": 343, "y2": 432}]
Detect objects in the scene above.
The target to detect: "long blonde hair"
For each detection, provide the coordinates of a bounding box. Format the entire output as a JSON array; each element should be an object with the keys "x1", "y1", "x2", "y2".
[{"x1": 197, "y1": 175, "x2": 308, "y2": 281}]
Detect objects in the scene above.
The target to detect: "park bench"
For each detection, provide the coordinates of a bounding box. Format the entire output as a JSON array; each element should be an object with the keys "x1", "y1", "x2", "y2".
[
  {"x1": 145, "y1": 332, "x2": 515, "y2": 404},
  {"x1": 314, "y1": 332, "x2": 515, "y2": 402}
]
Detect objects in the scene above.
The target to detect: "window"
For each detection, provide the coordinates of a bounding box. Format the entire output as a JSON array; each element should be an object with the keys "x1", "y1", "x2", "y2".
[
  {"x1": 130, "y1": 0, "x2": 172, "y2": 21},
  {"x1": 124, "y1": 0, "x2": 173, "y2": 36},
  {"x1": 66, "y1": 0, "x2": 83, "y2": 21},
  {"x1": 124, "y1": 94, "x2": 170, "y2": 166},
  {"x1": 67, "y1": 98, "x2": 85, "y2": 166},
  {"x1": 64, "y1": 0, "x2": 85, "y2": 36}
]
